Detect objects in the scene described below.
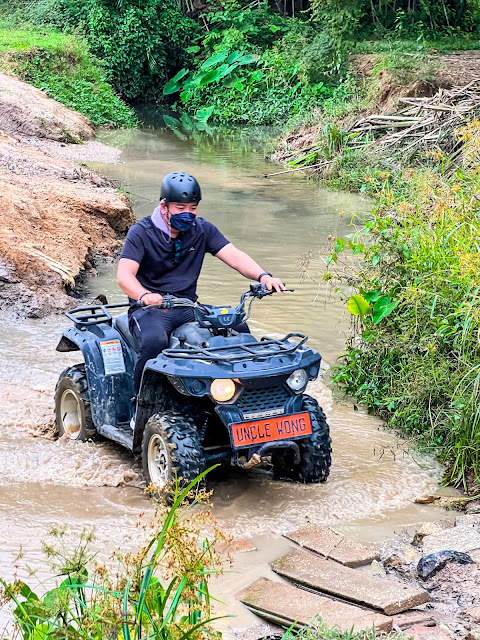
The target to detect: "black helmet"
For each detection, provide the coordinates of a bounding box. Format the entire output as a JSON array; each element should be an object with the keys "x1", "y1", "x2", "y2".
[{"x1": 160, "y1": 172, "x2": 202, "y2": 203}]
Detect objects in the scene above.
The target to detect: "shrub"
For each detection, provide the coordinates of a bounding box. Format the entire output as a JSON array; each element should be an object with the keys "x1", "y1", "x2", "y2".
[
  {"x1": 0, "y1": 22, "x2": 136, "y2": 126},
  {"x1": 327, "y1": 123, "x2": 480, "y2": 490}
]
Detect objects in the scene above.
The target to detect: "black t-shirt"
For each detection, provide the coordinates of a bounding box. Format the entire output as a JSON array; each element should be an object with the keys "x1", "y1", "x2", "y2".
[{"x1": 120, "y1": 216, "x2": 230, "y2": 301}]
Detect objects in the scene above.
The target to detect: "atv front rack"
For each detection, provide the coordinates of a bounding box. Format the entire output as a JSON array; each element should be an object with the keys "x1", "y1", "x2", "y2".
[{"x1": 162, "y1": 333, "x2": 308, "y2": 363}]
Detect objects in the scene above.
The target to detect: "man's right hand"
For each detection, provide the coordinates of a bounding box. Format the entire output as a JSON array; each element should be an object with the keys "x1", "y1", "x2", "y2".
[{"x1": 142, "y1": 293, "x2": 163, "y2": 306}]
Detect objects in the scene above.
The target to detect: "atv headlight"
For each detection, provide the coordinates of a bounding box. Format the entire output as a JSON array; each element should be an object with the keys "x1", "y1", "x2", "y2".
[
  {"x1": 210, "y1": 378, "x2": 236, "y2": 402},
  {"x1": 287, "y1": 369, "x2": 307, "y2": 392}
]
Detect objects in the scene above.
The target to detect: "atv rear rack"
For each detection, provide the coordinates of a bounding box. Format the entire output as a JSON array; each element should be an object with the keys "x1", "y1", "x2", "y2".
[
  {"x1": 65, "y1": 303, "x2": 130, "y2": 327},
  {"x1": 162, "y1": 333, "x2": 308, "y2": 362}
]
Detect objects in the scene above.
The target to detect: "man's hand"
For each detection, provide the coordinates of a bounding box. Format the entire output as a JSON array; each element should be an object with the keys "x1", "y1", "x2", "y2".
[
  {"x1": 260, "y1": 275, "x2": 286, "y2": 293},
  {"x1": 142, "y1": 293, "x2": 163, "y2": 306}
]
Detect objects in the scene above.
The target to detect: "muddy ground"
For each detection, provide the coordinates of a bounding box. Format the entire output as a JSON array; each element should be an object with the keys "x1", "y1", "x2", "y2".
[{"x1": 0, "y1": 73, "x2": 135, "y2": 317}]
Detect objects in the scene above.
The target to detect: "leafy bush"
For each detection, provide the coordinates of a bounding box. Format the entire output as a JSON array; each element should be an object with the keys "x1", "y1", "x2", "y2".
[
  {"x1": 0, "y1": 23, "x2": 136, "y2": 126},
  {"x1": 12, "y1": 0, "x2": 199, "y2": 103},
  {"x1": 327, "y1": 122, "x2": 480, "y2": 490},
  {"x1": 1, "y1": 471, "x2": 227, "y2": 640}
]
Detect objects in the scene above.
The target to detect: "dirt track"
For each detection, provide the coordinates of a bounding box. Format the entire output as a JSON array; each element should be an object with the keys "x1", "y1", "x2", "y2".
[{"x1": 0, "y1": 73, "x2": 135, "y2": 317}]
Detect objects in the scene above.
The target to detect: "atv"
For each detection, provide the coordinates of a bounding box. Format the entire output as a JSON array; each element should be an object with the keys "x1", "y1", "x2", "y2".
[{"x1": 55, "y1": 283, "x2": 332, "y2": 492}]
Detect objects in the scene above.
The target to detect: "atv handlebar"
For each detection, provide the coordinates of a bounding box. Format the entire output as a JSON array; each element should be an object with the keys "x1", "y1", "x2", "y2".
[{"x1": 134, "y1": 283, "x2": 293, "y2": 330}]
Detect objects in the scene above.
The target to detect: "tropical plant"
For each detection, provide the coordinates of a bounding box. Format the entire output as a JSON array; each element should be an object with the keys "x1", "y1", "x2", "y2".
[{"x1": 0, "y1": 469, "x2": 228, "y2": 640}]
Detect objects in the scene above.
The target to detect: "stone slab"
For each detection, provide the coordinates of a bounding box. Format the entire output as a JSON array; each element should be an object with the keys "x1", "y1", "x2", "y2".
[
  {"x1": 392, "y1": 610, "x2": 437, "y2": 629},
  {"x1": 237, "y1": 577, "x2": 392, "y2": 633},
  {"x1": 404, "y1": 624, "x2": 453, "y2": 640},
  {"x1": 284, "y1": 524, "x2": 379, "y2": 568},
  {"x1": 271, "y1": 549, "x2": 429, "y2": 615},
  {"x1": 422, "y1": 526, "x2": 480, "y2": 556}
]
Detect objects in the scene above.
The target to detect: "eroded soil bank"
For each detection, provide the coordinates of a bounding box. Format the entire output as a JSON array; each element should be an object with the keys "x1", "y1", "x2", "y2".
[{"x1": 0, "y1": 73, "x2": 135, "y2": 317}]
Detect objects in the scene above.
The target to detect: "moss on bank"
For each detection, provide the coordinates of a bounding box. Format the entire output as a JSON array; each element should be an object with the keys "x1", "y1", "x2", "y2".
[{"x1": 0, "y1": 21, "x2": 136, "y2": 127}]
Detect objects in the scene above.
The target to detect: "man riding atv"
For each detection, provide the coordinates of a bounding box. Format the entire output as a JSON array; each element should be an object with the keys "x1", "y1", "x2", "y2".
[
  {"x1": 117, "y1": 171, "x2": 285, "y2": 399},
  {"x1": 54, "y1": 170, "x2": 331, "y2": 492}
]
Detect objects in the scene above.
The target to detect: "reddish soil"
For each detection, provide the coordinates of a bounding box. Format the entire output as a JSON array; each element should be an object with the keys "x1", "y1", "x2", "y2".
[{"x1": 0, "y1": 74, "x2": 135, "y2": 317}]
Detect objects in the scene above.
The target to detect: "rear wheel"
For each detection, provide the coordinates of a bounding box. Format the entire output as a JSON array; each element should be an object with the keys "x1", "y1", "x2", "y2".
[
  {"x1": 55, "y1": 365, "x2": 95, "y2": 441},
  {"x1": 272, "y1": 396, "x2": 331, "y2": 483},
  {"x1": 141, "y1": 410, "x2": 205, "y2": 497}
]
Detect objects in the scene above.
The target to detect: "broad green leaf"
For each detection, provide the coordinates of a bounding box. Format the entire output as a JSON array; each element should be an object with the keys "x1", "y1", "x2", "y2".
[
  {"x1": 198, "y1": 67, "x2": 225, "y2": 86},
  {"x1": 196, "y1": 105, "x2": 215, "y2": 123},
  {"x1": 200, "y1": 50, "x2": 228, "y2": 70},
  {"x1": 163, "y1": 114, "x2": 181, "y2": 128},
  {"x1": 222, "y1": 74, "x2": 241, "y2": 88},
  {"x1": 186, "y1": 45, "x2": 200, "y2": 54},
  {"x1": 363, "y1": 288, "x2": 382, "y2": 303},
  {"x1": 227, "y1": 50, "x2": 245, "y2": 64},
  {"x1": 236, "y1": 54, "x2": 259, "y2": 66},
  {"x1": 372, "y1": 296, "x2": 398, "y2": 324},
  {"x1": 162, "y1": 68, "x2": 188, "y2": 95},
  {"x1": 334, "y1": 238, "x2": 345, "y2": 253},
  {"x1": 234, "y1": 81, "x2": 244, "y2": 91},
  {"x1": 180, "y1": 112, "x2": 195, "y2": 132},
  {"x1": 251, "y1": 70, "x2": 264, "y2": 82},
  {"x1": 270, "y1": 25, "x2": 282, "y2": 32},
  {"x1": 347, "y1": 294, "x2": 372, "y2": 317}
]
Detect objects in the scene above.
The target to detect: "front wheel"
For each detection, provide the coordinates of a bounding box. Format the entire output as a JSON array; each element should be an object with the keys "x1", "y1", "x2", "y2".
[
  {"x1": 55, "y1": 365, "x2": 95, "y2": 441},
  {"x1": 272, "y1": 396, "x2": 331, "y2": 483},
  {"x1": 141, "y1": 410, "x2": 205, "y2": 497}
]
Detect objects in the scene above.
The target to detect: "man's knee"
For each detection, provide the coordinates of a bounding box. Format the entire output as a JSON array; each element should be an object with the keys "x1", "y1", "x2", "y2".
[{"x1": 138, "y1": 332, "x2": 169, "y2": 359}]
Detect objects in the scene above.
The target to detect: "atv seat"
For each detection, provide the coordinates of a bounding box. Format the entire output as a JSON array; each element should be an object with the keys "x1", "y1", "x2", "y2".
[{"x1": 114, "y1": 312, "x2": 140, "y2": 353}]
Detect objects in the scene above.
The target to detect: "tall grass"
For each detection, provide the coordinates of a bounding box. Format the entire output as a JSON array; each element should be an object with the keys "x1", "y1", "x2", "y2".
[
  {"x1": 327, "y1": 122, "x2": 480, "y2": 490},
  {"x1": 0, "y1": 470, "x2": 227, "y2": 640}
]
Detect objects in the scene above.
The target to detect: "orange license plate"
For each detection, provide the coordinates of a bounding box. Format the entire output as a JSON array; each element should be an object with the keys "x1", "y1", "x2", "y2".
[{"x1": 231, "y1": 412, "x2": 312, "y2": 448}]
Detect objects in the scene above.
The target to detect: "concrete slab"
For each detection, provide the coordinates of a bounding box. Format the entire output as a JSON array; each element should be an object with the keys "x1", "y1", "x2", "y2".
[
  {"x1": 404, "y1": 624, "x2": 454, "y2": 640},
  {"x1": 392, "y1": 610, "x2": 438, "y2": 629},
  {"x1": 284, "y1": 524, "x2": 379, "y2": 567},
  {"x1": 271, "y1": 549, "x2": 429, "y2": 615},
  {"x1": 422, "y1": 526, "x2": 480, "y2": 556},
  {"x1": 237, "y1": 577, "x2": 392, "y2": 633}
]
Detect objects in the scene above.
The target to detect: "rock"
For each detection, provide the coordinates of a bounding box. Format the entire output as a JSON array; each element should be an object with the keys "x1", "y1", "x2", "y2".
[
  {"x1": 382, "y1": 541, "x2": 422, "y2": 567},
  {"x1": 284, "y1": 524, "x2": 379, "y2": 567},
  {"x1": 417, "y1": 551, "x2": 474, "y2": 580},
  {"x1": 220, "y1": 538, "x2": 257, "y2": 554},
  {"x1": 404, "y1": 624, "x2": 454, "y2": 639},
  {"x1": 412, "y1": 522, "x2": 449, "y2": 546},
  {"x1": 456, "y1": 515, "x2": 480, "y2": 530},
  {"x1": 392, "y1": 610, "x2": 438, "y2": 629},
  {"x1": 466, "y1": 501, "x2": 480, "y2": 514},
  {"x1": 237, "y1": 577, "x2": 392, "y2": 632},
  {"x1": 270, "y1": 548, "x2": 429, "y2": 615},
  {"x1": 415, "y1": 495, "x2": 439, "y2": 504},
  {"x1": 465, "y1": 605, "x2": 480, "y2": 622},
  {"x1": 423, "y1": 526, "x2": 480, "y2": 556}
]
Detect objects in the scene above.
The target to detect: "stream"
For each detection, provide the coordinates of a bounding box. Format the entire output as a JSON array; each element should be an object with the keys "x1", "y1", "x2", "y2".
[{"x1": 0, "y1": 123, "x2": 453, "y2": 635}]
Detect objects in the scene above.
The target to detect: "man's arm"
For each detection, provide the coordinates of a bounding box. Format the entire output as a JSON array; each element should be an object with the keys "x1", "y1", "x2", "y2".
[
  {"x1": 117, "y1": 258, "x2": 163, "y2": 305},
  {"x1": 215, "y1": 243, "x2": 285, "y2": 293}
]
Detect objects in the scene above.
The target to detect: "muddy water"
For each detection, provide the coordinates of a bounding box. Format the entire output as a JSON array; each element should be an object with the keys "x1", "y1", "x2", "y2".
[{"x1": 0, "y1": 125, "x2": 453, "y2": 634}]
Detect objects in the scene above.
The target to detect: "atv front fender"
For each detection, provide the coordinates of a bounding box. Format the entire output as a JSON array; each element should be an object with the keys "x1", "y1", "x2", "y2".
[{"x1": 56, "y1": 325, "x2": 135, "y2": 429}]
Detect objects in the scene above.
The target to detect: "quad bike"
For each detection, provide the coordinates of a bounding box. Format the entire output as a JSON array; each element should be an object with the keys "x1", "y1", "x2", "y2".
[{"x1": 55, "y1": 283, "x2": 332, "y2": 492}]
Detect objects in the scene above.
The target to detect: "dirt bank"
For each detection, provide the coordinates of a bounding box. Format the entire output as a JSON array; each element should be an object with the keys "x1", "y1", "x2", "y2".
[
  {"x1": 0, "y1": 73, "x2": 135, "y2": 317},
  {"x1": 271, "y1": 50, "x2": 480, "y2": 168}
]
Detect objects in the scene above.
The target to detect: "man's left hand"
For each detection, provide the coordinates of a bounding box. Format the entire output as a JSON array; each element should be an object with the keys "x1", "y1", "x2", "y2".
[{"x1": 260, "y1": 275, "x2": 286, "y2": 293}]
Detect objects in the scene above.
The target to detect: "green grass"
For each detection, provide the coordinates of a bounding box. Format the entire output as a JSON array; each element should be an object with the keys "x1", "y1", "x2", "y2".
[
  {"x1": 0, "y1": 20, "x2": 136, "y2": 127},
  {"x1": 283, "y1": 619, "x2": 407, "y2": 639}
]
